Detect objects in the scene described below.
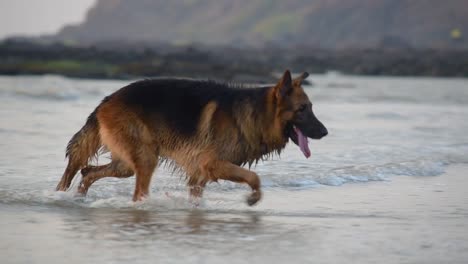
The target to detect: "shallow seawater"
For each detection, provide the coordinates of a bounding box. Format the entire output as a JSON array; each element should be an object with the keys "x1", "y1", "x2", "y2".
[{"x1": 1, "y1": 74, "x2": 468, "y2": 263}]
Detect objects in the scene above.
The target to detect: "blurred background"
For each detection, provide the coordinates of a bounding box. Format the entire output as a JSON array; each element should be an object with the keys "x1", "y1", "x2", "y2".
[{"x1": 1, "y1": 0, "x2": 467, "y2": 81}]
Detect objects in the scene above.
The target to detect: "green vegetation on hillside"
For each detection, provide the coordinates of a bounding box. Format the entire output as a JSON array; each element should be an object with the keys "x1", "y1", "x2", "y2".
[{"x1": 53, "y1": 0, "x2": 468, "y2": 50}]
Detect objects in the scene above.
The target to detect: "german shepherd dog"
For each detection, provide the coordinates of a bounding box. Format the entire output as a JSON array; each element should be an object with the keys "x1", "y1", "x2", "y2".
[{"x1": 56, "y1": 70, "x2": 327, "y2": 205}]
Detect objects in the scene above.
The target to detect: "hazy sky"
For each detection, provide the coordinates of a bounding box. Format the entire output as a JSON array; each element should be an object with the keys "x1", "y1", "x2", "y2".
[{"x1": 0, "y1": 0, "x2": 95, "y2": 39}]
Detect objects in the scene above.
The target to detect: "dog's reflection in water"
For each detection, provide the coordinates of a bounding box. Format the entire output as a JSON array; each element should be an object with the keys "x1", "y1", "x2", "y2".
[{"x1": 64, "y1": 208, "x2": 262, "y2": 242}]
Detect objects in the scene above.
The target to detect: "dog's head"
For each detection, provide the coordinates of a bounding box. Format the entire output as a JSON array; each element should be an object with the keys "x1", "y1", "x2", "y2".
[{"x1": 274, "y1": 70, "x2": 328, "y2": 158}]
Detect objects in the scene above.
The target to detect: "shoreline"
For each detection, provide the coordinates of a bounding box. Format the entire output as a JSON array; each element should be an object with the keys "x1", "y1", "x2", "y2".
[{"x1": 2, "y1": 40, "x2": 468, "y2": 82}]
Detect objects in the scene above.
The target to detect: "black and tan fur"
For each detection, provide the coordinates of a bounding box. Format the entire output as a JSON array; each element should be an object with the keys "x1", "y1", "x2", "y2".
[{"x1": 56, "y1": 70, "x2": 327, "y2": 205}]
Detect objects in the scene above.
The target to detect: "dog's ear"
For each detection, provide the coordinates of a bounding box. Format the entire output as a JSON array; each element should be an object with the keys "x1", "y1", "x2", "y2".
[
  {"x1": 275, "y1": 70, "x2": 293, "y2": 100},
  {"x1": 293, "y1": 72, "x2": 309, "y2": 86}
]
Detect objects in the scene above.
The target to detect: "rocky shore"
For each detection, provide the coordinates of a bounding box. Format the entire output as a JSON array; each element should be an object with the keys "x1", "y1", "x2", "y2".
[{"x1": 1, "y1": 39, "x2": 467, "y2": 82}]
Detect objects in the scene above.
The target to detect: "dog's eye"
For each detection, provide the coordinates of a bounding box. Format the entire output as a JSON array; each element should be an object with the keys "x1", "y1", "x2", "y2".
[{"x1": 298, "y1": 104, "x2": 307, "y2": 112}]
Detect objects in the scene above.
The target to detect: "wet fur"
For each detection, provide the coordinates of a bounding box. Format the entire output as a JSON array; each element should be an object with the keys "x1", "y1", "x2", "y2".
[{"x1": 56, "y1": 71, "x2": 322, "y2": 205}]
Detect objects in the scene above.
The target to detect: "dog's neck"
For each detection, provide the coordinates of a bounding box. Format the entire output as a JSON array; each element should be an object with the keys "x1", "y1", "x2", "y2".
[
  {"x1": 235, "y1": 87, "x2": 288, "y2": 159},
  {"x1": 262, "y1": 87, "x2": 289, "y2": 147}
]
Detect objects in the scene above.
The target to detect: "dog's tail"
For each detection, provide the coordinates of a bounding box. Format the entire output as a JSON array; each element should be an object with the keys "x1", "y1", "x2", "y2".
[{"x1": 56, "y1": 109, "x2": 101, "y2": 191}]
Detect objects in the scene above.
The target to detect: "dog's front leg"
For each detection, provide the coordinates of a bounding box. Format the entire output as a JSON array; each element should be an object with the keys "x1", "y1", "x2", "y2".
[
  {"x1": 199, "y1": 157, "x2": 262, "y2": 206},
  {"x1": 187, "y1": 179, "x2": 207, "y2": 207}
]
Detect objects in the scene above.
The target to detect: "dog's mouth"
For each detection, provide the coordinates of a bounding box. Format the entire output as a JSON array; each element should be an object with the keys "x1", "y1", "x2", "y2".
[{"x1": 286, "y1": 123, "x2": 311, "y2": 158}]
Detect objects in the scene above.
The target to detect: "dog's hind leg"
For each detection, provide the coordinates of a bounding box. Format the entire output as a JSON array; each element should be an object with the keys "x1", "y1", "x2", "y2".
[
  {"x1": 199, "y1": 156, "x2": 262, "y2": 206},
  {"x1": 97, "y1": 101, "x2": 159, "y2": 202},
  {"x1": 96, "y1": 133, "x2": 158, "y2": 202},
  {"x1": 98, "y1": 124, "x2": 158, "y2": 201},
  {"x1": 56, "y1": 110, "x2": 100, "y2": 191},
  {"x1": 131, "y1": 150, "x2": 159, "y2": 202},
  {"x1": 57, "y1": 161, "x2": 82, "y2": 191},
  {"x1": 77, "y1": 159, "x2": 134, "y2": 195}
]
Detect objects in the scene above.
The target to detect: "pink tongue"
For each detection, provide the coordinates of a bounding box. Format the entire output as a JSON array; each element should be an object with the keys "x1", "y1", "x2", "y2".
[{"x1": 294, "y1": 126, "x2": 311, "y2": 158}]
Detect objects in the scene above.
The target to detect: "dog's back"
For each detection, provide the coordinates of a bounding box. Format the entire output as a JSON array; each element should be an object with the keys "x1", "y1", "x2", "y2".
[
  {"x1": 99, "y1": 78, "x2": 273, "y2": 160},
  {"x1": 108, "y1": 78, "x2": 267, "y2": 137}
]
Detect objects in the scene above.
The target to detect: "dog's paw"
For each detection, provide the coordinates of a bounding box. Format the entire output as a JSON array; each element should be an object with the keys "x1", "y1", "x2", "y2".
[
  {"x1": 246, "y1": 190, "x2": 262, "y2": 206},
  {"x1": 189, "y1": 198, "x2": 201, "y2": 208}
]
